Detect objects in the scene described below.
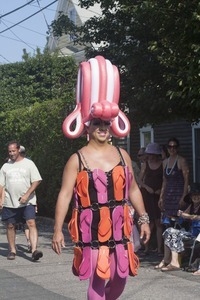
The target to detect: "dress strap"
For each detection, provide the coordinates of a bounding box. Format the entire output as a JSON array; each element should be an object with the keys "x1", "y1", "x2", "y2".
[
  {"x1": 78, "y1": 150, "x2": 91, "y2": 171},
  {"x1": 116, "y1": 147, "x2": 126, "y2": 166},
  {"x1": 76, "y1": 151, "x2": 85, "y2": 172}
]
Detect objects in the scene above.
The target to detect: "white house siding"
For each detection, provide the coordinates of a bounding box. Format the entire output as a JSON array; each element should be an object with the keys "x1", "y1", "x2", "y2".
[{"x1": 47, "y1": 0, "x2": 102, "y2": 62}]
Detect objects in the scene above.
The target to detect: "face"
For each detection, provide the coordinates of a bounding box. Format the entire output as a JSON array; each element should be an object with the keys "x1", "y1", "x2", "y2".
[
  {"x1": 191, "y1": 194, "x2": 200, "y2": 204},
  {"x1": 167, "y1": 141, "x2": 179, "y2": 155},
  {"x1": 89, "y1": 119, "x2": 111, "y2": 142},
  {"x1": 8, "y1": 143, "x2": 20, "y2": 162}
]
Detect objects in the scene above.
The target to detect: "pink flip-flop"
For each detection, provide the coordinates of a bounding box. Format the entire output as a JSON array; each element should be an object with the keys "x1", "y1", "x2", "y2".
[
  {"x1": 116, "y1": 244, "x2": 129, "y2": 278},
  {"x1": 112, "y1": 206, "x2": 123, "y2": 241},
  {"x1": 80, "y1": 208, "x2": 92, "y2": 243},
  {"x1": 93, "y1": 169, "x2": 107, "y2": 204}
]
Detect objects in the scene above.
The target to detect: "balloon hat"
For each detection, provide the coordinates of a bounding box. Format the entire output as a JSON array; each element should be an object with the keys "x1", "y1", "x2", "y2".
[{"x1": 62, "y1": 55, "x2": 130, "y2": 138}]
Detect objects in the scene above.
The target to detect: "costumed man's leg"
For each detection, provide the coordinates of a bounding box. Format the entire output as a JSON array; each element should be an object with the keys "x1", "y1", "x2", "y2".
[
  {"x1": 105, "y1": 251, "x2": 127, "y2": 300},
  {"x1": 87, "y1": 249, "x2": 105, "y2": 300}
]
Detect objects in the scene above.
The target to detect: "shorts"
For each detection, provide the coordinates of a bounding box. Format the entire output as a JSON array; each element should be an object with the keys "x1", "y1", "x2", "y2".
[{"x1": 1, "y1": 205, "x2": 36, "y2": 224}]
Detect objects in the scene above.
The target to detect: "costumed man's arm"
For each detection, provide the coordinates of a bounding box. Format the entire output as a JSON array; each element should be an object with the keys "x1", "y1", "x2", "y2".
[{"x1": 52, "y1": 154, "x2": 78, "y2": 254}]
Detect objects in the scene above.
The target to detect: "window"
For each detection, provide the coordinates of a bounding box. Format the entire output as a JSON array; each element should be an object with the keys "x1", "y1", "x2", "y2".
[{"x1": 139, "y1": 125, "x2": 154, "y2": 147}]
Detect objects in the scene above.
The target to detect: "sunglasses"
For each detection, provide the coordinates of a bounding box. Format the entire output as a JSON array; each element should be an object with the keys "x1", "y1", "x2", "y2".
[
  {"x1": 92, "y1": 120, "x2": 111, "y2": 127},
  {"x1": 167, "y1": 145, "x2": 178, "y2": 149}
]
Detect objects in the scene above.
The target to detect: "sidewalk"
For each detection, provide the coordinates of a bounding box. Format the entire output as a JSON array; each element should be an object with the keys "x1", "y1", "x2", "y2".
[{"x1": 0, "y1": 217, "x2": 199, "y2": 300}]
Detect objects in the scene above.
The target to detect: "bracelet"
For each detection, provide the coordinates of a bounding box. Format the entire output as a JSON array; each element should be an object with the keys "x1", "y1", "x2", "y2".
[{"x1": 138, "y1": 213, "x2": 150, "y2": 225}]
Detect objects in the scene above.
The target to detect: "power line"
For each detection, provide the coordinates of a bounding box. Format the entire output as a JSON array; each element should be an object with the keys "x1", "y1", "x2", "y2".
[
  {"x1": 0, "y1": 33, "x2": 43, "y2": 48},
  {"x1": 36, "y1": 0, "x2": 50, "y2": 33},
  {"x1": 0, "y1": 54, "x2": 11, "y2": 63},
  {"x1": 2, "y1": 18, "x2": 46, "y2": 37},
  {"x1": 0, "y1": 0, "x2": 35, "y2": 19},
  {"x1": 1, "y1": 19, "x2": 35, "y2": 51},
  {"x1": 0, "y1": 0, "x2": 58, "y2": 34}
]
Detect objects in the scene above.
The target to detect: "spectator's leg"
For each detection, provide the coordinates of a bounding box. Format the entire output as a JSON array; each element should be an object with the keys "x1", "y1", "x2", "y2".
[
  {"x1": 26, "y1": 219, "x2": 38, "y2": 253},
  {"x1": 170, "y1": 250, "x2": 180, "y2": 268},
  {"x1": 6, "y1": 223, "x2": 16, "y2": 258}
]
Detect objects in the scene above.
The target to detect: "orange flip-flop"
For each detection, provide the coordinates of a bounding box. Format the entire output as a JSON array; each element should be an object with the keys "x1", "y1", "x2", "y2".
[
  {"x1": 123, "y1": 205, "x2": 133, "y2": 239},
  {"x1": 127, "y1": 242, "x2": 139, "y2": 276},
  {"x1": 76, "y1": 171, "x2": 91, "y2": 207},
  {"x1": 112, "y1": 166, "x2": 125, "y2": 201},
  {"x1": 68, "y1": 208, "x2": 79, "y2": 242},
  {"x1": 98, "y1": 207, "x2": 112, "y2": 242},
  {"x1": 96, "y1": 246, "x2": 110, "y2": 279},
  {"x1": 72, "y1": 246, "x2": 82, "y2": 276},
  {"x1": 124, "y1": 166, "x2": 133, "y2": 198}
]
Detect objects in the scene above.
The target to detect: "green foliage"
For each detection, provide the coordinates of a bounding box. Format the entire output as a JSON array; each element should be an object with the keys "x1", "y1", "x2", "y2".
[
  {"x1": 0, "y1": 50, "x2": 77, "y2": 112},
  {"x1": 0, "y1": 51, "x2": 86, "y2": 218},
  {"x1": 51, "y1": 0, "x2": 200, "y2": 124},
  {"x1": 0, "y1": 99, "x2": 86, "y2": 217}
]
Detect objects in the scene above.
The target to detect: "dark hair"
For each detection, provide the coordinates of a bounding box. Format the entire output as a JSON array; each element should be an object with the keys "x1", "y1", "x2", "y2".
[
  {"x1": 7, "y1": 140, "x2": 20, "y2": 149},
  {"x1": 167, "y1": 137, "x2": 180, "y2": 147},
  {"x1": 189, "y1": 183, "x2": 200, "y2": 195},
  {"x1": 161, "y1": 144, "x2": 169, "y2": 158}
]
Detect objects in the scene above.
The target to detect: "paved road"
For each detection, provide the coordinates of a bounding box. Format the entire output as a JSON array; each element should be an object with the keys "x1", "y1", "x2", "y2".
[{"x1": 0, "y1": 217, "x2": 199, "y2": 300}]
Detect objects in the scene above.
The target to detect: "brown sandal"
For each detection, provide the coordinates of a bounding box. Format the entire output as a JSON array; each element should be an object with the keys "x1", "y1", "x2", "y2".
[
  {"x1": 161, "y1": 264, "x2": 181, "y2": 272},
  {"x1": 7, "y1": 252, "x2": 16, "y2": 260}
]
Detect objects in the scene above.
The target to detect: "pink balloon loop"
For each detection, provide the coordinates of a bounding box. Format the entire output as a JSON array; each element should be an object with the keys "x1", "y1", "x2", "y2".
[
  {"x1": 110, "y1": 111, "x2": 130, "y2": 138},
  {"x1": 62, "y1": 104, "x2": 84, "y2": 138}
]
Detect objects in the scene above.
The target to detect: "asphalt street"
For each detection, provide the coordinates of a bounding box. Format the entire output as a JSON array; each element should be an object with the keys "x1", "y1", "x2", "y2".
[{"x1": 0, "y1": 217, "x2": 199, "y2": 300}]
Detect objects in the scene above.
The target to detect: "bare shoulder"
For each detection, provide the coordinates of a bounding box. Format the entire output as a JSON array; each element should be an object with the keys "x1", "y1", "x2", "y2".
[
  {"x1": 178, "y1": 155, "x2": 187, "y2": 164},
  {"x1": 178, "y1": 155, "x2": 188, "y2": 169},
  {"x1": 64, "y1": 152, "x2": 79, "y2": 171}
]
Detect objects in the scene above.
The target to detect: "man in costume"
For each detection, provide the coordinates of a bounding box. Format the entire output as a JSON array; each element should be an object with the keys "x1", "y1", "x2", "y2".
[{"x1": 52, "y1": 56, "x2": 150, "y2": 300}]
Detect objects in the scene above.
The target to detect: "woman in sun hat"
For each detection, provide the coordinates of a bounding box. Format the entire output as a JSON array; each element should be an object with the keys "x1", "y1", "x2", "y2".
[{"x1": 139, "y1": 143, "x2": 163, "y2": 256}]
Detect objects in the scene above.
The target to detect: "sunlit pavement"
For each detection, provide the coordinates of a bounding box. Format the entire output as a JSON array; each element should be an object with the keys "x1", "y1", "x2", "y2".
[{"x1": 0, "y1": 218, "x2": 199, "y2": 300}]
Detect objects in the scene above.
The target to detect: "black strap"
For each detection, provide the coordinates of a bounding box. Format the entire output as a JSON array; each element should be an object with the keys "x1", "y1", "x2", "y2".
[
  {"x1": 76, "y1": 151, "x2": 83, "y2": 172},
  {"x1": 116, "y1": 146, "x2": 126, "y2": 166},
  {"x1": 77, "y1": 146, "x2": 125, "y2": 171}
]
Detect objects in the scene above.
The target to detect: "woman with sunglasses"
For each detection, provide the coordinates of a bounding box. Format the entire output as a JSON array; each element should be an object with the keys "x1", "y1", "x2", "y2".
[{"x1": 158, "y1": 137, "x2": 189, "y2": 226}]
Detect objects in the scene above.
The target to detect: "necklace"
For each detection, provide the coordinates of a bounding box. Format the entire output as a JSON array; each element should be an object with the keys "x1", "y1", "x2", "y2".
[{"x1": 165, "y1": 155, "x2": 178, "y2": 175}]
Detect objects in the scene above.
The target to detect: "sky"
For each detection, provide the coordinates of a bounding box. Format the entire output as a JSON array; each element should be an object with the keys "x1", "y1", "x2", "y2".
[{"x1": 0, "y1": 0, "x2": 58, "y2": 64}]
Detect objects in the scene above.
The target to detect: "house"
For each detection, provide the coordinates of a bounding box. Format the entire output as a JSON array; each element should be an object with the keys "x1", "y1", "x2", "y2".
[
  {"x1": 47, "y1": 0, "x2": 101, "y2": 62},
  {"x1": 48, "y1": 1, "x2": 200, "y2": 184}
]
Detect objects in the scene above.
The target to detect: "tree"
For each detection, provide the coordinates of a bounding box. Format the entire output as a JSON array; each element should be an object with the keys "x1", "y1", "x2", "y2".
[
  {"x1": 51, "y1": 0, "x2": 200, "y2": 125},
  {"x1": 0, "y1": 49, "x2": 78, "y2": 112},
  {"x1": 0, "y1": 52, "x2": 85, "y2": 218}
]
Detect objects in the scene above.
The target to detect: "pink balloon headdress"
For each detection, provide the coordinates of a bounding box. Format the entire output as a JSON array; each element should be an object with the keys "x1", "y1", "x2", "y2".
[{"x1": 62, "y1": 55, "x2": 130, "y2": 138}]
